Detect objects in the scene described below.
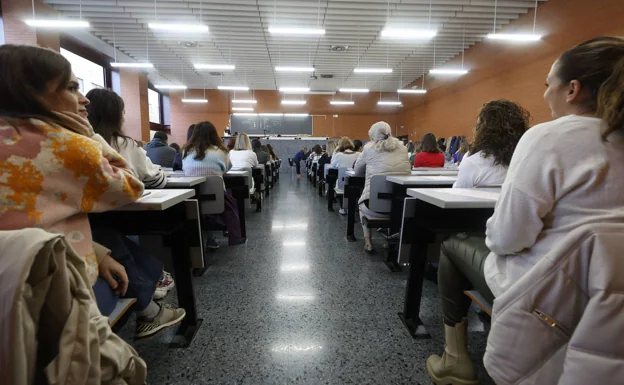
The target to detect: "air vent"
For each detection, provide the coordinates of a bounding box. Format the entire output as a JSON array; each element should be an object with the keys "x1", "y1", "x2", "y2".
[
  {"x1": 320, "y1": 74, "x2": 333, "y2": 79},
  {"x1": 330, "y1": 45, "x2": 348, "y2": 52}
]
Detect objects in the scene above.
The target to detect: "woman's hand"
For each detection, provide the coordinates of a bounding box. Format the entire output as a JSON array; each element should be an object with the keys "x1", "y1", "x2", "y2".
[{"x1": 99, "y1": 254, "x2": 129, "y2": 296}]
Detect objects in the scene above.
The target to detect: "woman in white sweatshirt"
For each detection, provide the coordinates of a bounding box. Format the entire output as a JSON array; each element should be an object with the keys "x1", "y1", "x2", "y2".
[
  {"x1": 331, "y1": 136, "x2": 360, "y2": 168},
  {"x1": 426, "y1": 37, "x2": 624, "y2": 385},
  {"x1": 229, "y1": 133, "x2": 259, "y2": 191}
]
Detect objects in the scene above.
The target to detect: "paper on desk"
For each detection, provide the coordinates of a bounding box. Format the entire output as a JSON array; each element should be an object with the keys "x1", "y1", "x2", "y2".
[
  {"x1": 139, "y1": 191, "x2": 168, "y2": 200},
  {"x1": 439, "y1": 189, "x2": 500, "y2": 200}
]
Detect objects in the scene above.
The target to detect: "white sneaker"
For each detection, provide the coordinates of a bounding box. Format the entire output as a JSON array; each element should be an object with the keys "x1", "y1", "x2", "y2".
[{"x1": 339, "y1": 208, "x2": 347, "y2": 215}]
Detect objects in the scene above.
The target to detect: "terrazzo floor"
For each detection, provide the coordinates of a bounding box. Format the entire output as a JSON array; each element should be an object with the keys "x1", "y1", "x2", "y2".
[{"x1": 119, "y1": 171, "x2": 495, "y2": 385}]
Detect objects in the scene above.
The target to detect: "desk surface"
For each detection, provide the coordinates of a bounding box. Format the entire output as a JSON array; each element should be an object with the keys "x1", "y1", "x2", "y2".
[
  {"x1": 224, "y1": 170, "x2": 249, "y2": 177},
  {"x1": 411, "y1": 170, "x2": 458, "y2": 176},
  {"x1": 115, "y1": 189, "x2": 196, "y2": 211},
  {"x1": 414, "y1": 166, "x2": 458, "y2": 171},
  {"x1": 165, "y1": 176, "x2": 206, "y2": 187},
  {"x1": 387, "y1": 175, "x2": 457, "y2": 185},
  {"x1": 407, "y1": 188, "x2": 500, "y2": 209}
]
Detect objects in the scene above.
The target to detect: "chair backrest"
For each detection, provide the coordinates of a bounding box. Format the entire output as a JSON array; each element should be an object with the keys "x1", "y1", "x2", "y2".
[
  {"x1": 324, "y1": 165, "x2": 334, "y2": 179},
  {"x1": 253, "y1": 166, "x2": 265, "y2": 191},
  {"x1": 198, "y1": 176, "x2": 225, "y2": 214},
  {"x1": 368, "y1": 174, "x2": 394, "y2": 213},
  {"x1": 336, "y1": 167, "x2": 348, "y2": 190}
]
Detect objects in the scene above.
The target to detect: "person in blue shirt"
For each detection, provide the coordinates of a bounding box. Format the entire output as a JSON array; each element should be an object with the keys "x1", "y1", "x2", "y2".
[{"x1": 293, "y1": 146, "x2": 308, "y2": 178}]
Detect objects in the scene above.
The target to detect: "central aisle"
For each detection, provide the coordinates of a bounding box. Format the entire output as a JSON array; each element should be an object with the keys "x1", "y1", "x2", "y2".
[{"x1": 132, "y1": 174, "x2": 494, "y2": 384}]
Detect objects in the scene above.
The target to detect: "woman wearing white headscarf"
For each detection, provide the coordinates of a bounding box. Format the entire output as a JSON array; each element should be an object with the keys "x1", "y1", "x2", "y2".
[{"x1": 353, "y1": 122, "x2": 411, "y2": 251}]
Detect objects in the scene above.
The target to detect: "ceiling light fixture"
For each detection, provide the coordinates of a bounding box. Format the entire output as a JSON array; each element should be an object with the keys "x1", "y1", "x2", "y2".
[
  {"x1": 195, "y1": 64, "x2": 235, "y2": 70},
  {"x1": 339, "y1": 88, "x2": 369, "y2": 93},
  {"x1": 149, "y1": 23, "x2": 208, "y2": 32},
  {"x1": 354, "y1": 68, "x2": 392, "y2": 74},
  {"x1": 279, "y1": 87, "x2": 310, "y2": 93},
  {"x1": 397, "y1": 89, "x2": 427, "y2": 94},
  {"x1": 275, "y1": 66, "x2": 315, "y2": 72},
  {"x1": 25, "y1": 19, "x2": 89, "y2": 28},
  {"x1": 218, "y1": 86, "x2": 250, "y2": 91},
  {"x1": 381, "y1": 28, "x2": 437, "y2": 39},
  {"x1": 233, "y1": 113, "x2": 258, "y2": 116},
  {"x1": 269, "y1": 27, "x2": 325, "y2": 35},
  {"x1": 155, "y1": 84, "x2": 187, "y2": 90},
  {"x1": 330, "y1": 101, "x2": 355, "y2": 105},
  {"x1": 182, "y1": 98, "x2": 208, "y2": 103},
  {"x1": 429, "y1": 69, "x2": 468, "y2": 75},
  {"x1": 259, "y1": 113, "x2": 284, "y2": 117},
  {"x1": 232, "y1": 107, "x2": 254, "y2": 111},
  {"x1": 378, "y1": 101, "x2": 403, "y2": 106},
  {"x1": 232, "y1": 99, "x2": 257, "y2": 104},
  {"x1": 284, "y1": 113, "x2": 310, "y2": 117},
  {"x1": 111, "y1": 62, "x2": 154, "y2": 68},
  {"x1": 487, "y1": 33, "x2": 541, "y2": 41},
  {"x1": 282, "y1": 100, "x2": 306, "y2": 105}
]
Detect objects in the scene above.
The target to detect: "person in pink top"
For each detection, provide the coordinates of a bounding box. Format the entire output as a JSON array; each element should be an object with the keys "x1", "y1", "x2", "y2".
[{"x1": 413, "y1": 133, "x2": 445, "y2": 167}]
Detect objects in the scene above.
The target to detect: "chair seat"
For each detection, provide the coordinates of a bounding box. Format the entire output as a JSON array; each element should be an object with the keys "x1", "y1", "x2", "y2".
[
  {"x1": 359, "y1": 204, "x2": 390, "y2": 219},
  {"x1": 334, "y1": 188, "x2": 344, "y2": 195}
]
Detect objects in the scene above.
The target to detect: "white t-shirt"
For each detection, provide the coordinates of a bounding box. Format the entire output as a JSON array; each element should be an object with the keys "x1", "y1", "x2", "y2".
[
  {"x1": 331, "y1": 150, "x2": 360, "y2": 168},
  {"x1": 113, "y1": 137, "x2": 167, "y2": 189},
  {"x1": 484, "y1": 115, "x2": 624, "y2": 297},
  {"x1": 453, "y1": 151, "x2": 508, "y2": 188},
  {"x1": 229, "y1": 150, "x2": 259, "y2": 169}
]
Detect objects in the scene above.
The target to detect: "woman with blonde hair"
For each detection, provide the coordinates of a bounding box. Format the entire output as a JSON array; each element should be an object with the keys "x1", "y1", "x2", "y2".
[
  {"x1": 229, "y1": 133, "x2": 259, "y2": 169},
  {"x1": 331, "y1": 136, "x2": 360, "y2": 168},
  {"x1": 353, "y1": 122, "x2": 411, "y2": 251}
]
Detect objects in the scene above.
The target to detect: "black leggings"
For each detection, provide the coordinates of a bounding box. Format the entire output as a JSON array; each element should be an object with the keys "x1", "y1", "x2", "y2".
[
  {"x1": 438, "y1": 234, "x2": 495, "y2": 325},
  {"x1": 296, "y1": 162, "x2": 301, "y2": 174}
]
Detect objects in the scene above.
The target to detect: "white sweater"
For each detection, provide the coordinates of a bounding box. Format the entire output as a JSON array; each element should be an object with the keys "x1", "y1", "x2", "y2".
[
  {"x1": 484, "y1": 115, "x2": 624, "y2": 296},
  {"x1": 229, "y1": 150, "x2": 259, "y2": 169},
  {"x1": 331, "y1": 150, "x2": 360, "y2": 168},
  {"x1": 453, "y1": 151, "x2": 508, "y2": 188},
  {"x1": 113, "y1": 137, "x2": 167, "y2": 188}
]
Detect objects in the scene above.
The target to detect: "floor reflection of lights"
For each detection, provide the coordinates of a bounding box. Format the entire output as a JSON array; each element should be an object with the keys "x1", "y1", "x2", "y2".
[
  {"x1": 276, "y1": 293, "x2": 316, "y2": 301},
  {"x1": 270, "y1": 344, "x2": 324, "y2": 353},
  {"x1": 280, "y1": 263, "x2": 311, "y2": 272}
]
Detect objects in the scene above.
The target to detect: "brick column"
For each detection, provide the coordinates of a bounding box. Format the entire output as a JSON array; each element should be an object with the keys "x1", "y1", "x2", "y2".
[
  {"x1": 120, "y1": 69, "x2": 150, "y2": 142},
  {"x1": 1, "y1": 0, "x2": 60, "y2": 51}
]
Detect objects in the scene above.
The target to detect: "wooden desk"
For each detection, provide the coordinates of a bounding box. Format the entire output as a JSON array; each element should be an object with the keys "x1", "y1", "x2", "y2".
[
  {"x1": 384, "y1": 177, "x2": 457, "y2": 272},
  {"x1": 165, "y1": 176, "x2": 207, "y2": 187},
  {"x1": 92, "y1": 189, "x2": 202, "y2": 348},
  {"x1": 223, "y1": 171, "x2": 249, "y2": 239},
  {"x1": 397, "y1": 188, "x2": 499, "y2": 339}
]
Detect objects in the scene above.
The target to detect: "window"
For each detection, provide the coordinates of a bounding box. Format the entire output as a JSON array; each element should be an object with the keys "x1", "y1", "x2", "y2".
[
  {"x1": 148, "y1": 89, "x2": 161, "y2": 123},
  {"x1": 60, "y1": 48, "x2": 104, "y2": 94}
]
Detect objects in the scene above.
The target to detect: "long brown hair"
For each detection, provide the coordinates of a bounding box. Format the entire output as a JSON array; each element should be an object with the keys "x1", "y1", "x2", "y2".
[
  {"x1": 470, "y1": 100, "x2": 531, "y2": 166},
  {"x1": 86, "y1": 88, "x2": 133, "y2": 150},
  {"x1": 0, "y1": 45, "x2": 72, "y2": 127},
  {"x1": 182, "y1": 120, "x2": 229, "y2": 160},
  {"x1": 556, "y1": 37, "x2": 624, "y2": 138},
  {"x1": 420, "y1": 133, "x2": 439, "y2": 153},
  {"x1": 266, "y1": 143, "x2": 278, "y2": 159}
]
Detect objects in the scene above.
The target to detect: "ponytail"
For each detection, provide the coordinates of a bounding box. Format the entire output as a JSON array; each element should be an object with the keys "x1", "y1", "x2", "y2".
[{"x1": 598, "y1": 56, "x2": 624, "y2": 139}]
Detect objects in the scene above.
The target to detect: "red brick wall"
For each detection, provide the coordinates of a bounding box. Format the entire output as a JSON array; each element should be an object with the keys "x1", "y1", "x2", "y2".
[
  {"x1": 120, "y1": 69, "x2": 150, "y2": 141},
  {"x1": 2, "y1": 0, "x2": 60, "y2": 51},
  {"x1": 397, "y1": 0, "x2": 624, "y2": 140}
]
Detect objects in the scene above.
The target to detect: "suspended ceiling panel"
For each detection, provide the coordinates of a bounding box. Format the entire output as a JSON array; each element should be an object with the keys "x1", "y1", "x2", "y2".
[{"x1": 43, "y1": 0, "x2": 548, "y2": 92}]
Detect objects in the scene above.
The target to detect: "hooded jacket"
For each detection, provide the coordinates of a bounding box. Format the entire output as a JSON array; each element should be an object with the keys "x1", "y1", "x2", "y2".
[{"x1": 145, "y1": 138, "x2": 176, "y2": 167}]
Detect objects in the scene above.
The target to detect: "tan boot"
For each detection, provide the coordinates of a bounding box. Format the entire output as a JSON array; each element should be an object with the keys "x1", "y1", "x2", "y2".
[{"x1": 426, "y1": 320, "x2": 478, "y2": 385}]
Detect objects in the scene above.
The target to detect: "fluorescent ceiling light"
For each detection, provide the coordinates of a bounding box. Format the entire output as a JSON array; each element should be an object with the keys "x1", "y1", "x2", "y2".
[
  {"x1": 378, "y1": 101, "x2": 403, "y2": 106},
  {"x1": 354, "y1": 68, "x2": 393, "y2": 74},
  {"x1": 339, "y1": 88, "x2": 369, "y2": 93},
  {"x1": 195, "y1": 64, "x2": 235, "y2": 70},
  {"x1": 259, "y1": 113, "x2": 284, "y2": 117},
  {"x1": 275, "y1": 66, "x2": 315, "y2": 72},
  {"x1": 148, "y1": 23, "x2": 208, "y2": 32},
  {"x1": 111, "y1": 62, "x2": 153, "y2": 68},
  {"x1": 429, "y1": 69, "x2": 469, "y2": 75},
  {"x1": 330, "y1": 101, "x2": 355, "y2": 105},
  {"x1": 487, "y1": 33, "x2": 542, "y2": 41},
  {"x1": 282, "y1": 100, "x2": 306, "y2": 105},
  {"x1": 233, "y1": 113, "x2": 258, "y2": 116},
  {"x1": 25, "y1": 19, "x2": 89, "y2": 28},
  {"x1": 182, "y1": 98, "x2": 208, "y2": 103},
  {"x1": 279, "y1": 87, "x2": 310, "y2": 93},
  {"x1": 232, "y1": 99, "x2": 257, "y2": 104},
  {"x1": 284, "y1": 113, "x2": 309, "y2": 117},
  {"x1": 269, "y1": 27, "x2": 325, "y2": 35},
  {"x1": 397, "y1": 89, "x2": 427, "y2": 94},
  {"x1": 154, "y1": 84, "x2": 187, "y2": 90},
  {"x1": 381, "y1": 28, "x2": 437, "y2": 39},
  {"x1": 218, "y1": 86, "x2": 249, "y2": 91},
  {"x1": 232, "y1": 107, "x2": 254, "y2": 111}
]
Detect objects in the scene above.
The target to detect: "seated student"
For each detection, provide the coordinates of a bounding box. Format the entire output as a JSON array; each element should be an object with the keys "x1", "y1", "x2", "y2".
[
  {"x1": 252, "y1": 138, "x2": 270, "y2": 164},
  {"x1": 170, "y1": 142, "x2": 183, "y2": 170},
  {"x1": 261, "y1": 144, "x2": 273, "y2": 161},
  {"x1": 353, "y1": 122, "x2": 411, "y2": 252},
  {"x1": 453, "y1": 100, "x2": 530, "y2": 188},
  {"x1": 353, "y1": 139, "x2": 364, "y2": 153},
  {"x1": 0, "y1": 45, "x2": 172, "y2": 370},
  {"x1": 414, "y1": 133, "x2": 445, "y2": 167},
  {"x1": 318, "y1": 141, "x2": 336, "y2": 180},
  {"x1": 229, "y1": 133, "x2": 259, "y2": 192},
  {"x1": 267, "y1": 143, "x2": 279, "y2": 161},
  {"x1": 182, "y1": 121, "x2": 244, "y2": 247},
  {"x1": 331, "y1": 137, "x2": 360, "y2": 168},
  {"x1": 426, "y1": 37, "x2": 624, "y2": 385},
  {"x1": 293, "y1": 146, "x2": 308, "y2": 178},
  {"x1": 145, "y1": 131, "x2": 177, "y2": 168},
  {"x1": 452, "y1": 139, "x2": 469, "y2": 164}
]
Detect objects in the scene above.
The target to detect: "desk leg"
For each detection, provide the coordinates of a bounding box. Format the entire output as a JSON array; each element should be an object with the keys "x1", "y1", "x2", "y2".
[
  {"x1": 327, "y1": 177, "x2": 335, "y2": 212},
  {"x1": 318, "y1": 179, "x2": 323, "y2": 197},
  {"x1": 345, "y1": 183, "x2": 357, "y2": 242},
  {"x1": 312, "y1": 169, "x2": 317, "y2": 188},
  {"x1": 233, "y1": 187, "x2": 247, "y2": 239},
  {"x1": 385, "y1": 185, "x2": 406, "y2": 273},
  {"x1": 398, "y1": 228, "x2": 432, "y2": 339},
  {"x1": 169, "y1": 217, "x2": 203, "y2": 348}
]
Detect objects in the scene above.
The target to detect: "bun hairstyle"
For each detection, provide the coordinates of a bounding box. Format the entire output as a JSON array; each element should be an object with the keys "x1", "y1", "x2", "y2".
[
  {"x1": 367, "y1": 121, "x2": 402, "y2": 152},
  {"x1": 556, "y1": 37, "x2": 624, "y2": 138}
]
